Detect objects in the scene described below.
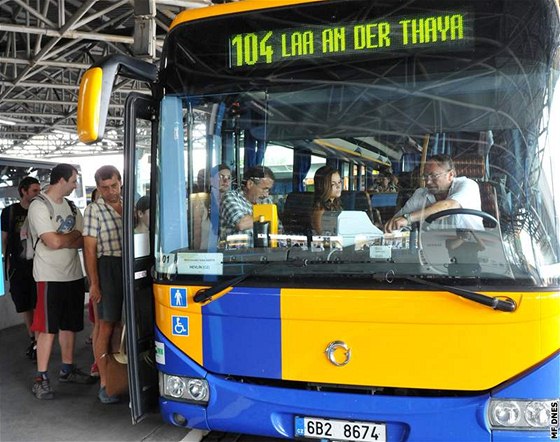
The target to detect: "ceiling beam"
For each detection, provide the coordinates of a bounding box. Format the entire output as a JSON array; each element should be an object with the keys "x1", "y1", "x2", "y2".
[
  {"x1": 0, "y1": 57, "x2": 91, "y2": 69},
  {"x1": 0, "y1": 23, "x2": 136, "y2": 44}
]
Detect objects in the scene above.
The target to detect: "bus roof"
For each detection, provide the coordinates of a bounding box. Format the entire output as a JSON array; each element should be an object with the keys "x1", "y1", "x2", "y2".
[{"x1": 170, "y1": 0, "x2": 323, "y2": 30}]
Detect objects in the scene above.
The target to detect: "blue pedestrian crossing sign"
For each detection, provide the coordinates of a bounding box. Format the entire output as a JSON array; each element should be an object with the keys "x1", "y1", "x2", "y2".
[
  {"x1": 172, "y1": 316, "x2": 189, "y2": 336},
  {"x1": 170, "y1": 288, "x2": 187, "y2": 307}
]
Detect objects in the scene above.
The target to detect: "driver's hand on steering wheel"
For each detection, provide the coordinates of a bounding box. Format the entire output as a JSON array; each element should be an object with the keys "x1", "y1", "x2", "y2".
[{"x1": 384, "y1": 215, "x2": 408, "y2": 233}]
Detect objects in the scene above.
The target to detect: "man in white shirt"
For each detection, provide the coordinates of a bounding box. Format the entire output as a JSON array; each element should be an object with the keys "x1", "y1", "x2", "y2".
[
  {"x1": 28, "y1": 163, "x2": 95, "y2": 400},
  {"x1": 385, "y1": 154, "x2": 484, "y2": 232}
]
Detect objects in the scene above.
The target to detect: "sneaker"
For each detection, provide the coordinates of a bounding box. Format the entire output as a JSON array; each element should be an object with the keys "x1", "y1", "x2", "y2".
[
  {"x1": 90, "y1": 362, "x2": 99, "y2": 377},
  {"x1": 98, "y1": 386, "x2": 119, "y2": 404},
  {"x1": 58, "y1": 367, "x2": 97, "y2": 384},
  {"x1": 25, "y1": 341, "x2": 37, "y2": 360},
  {"x1": 32, "y1": 376, "x2": 54, "y2": 400}
]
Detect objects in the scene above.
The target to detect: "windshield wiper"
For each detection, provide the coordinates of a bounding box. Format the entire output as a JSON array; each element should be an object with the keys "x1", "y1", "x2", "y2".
[
  {"x1": 193, "y1": 266, "x2": 263, "y2": 304},
  {"x1": 194, "y1": 274, "x2": 250, "y2": 303},
  {"x1": 194, "y1": 262, "x2": 516, "y2": 312},
  {"x1": 398, "y1": 274, "x2": 517, "y2": 312}
]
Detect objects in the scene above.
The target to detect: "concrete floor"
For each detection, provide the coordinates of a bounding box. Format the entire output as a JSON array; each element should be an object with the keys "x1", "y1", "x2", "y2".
[{"x1": 0, "y1": 317, "x2": 189, "y2": 442}]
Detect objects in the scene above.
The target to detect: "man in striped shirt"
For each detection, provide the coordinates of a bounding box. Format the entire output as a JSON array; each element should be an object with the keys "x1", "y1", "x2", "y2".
[
  {"x1": 83, "y1": 165, "x2": 123, "y2": 404},
  {"x1": 220, "y1": 166, "x2": 276, "y2": 242}
]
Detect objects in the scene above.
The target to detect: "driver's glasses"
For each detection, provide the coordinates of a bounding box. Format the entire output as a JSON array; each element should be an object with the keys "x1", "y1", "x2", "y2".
[{"x1": 423, "y1": 170, "x2": 450, "y2": 182}]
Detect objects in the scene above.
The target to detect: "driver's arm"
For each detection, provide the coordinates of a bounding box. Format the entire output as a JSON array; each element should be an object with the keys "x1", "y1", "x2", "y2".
[
  {"x1": 407, "y1": 199, "x2": 461, "y2": 223},
  {"x1": 385, "y1": 199, "x2": 461, "y2": 232}
]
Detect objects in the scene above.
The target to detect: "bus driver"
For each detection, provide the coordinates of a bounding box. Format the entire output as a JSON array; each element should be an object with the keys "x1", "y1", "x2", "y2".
[{"x1": 384, "y1": 154, "x2": 484, "y2": 233}]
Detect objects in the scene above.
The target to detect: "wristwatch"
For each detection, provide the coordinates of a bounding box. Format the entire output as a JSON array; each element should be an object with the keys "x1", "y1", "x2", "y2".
[{"x1": 402, "y1": 213, "x2": 411, "y2": 224}]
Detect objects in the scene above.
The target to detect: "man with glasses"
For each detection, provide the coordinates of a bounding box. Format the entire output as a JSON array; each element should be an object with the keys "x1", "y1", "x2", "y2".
[
  {"x1": 220, "y1": 165, "x2": 275, "y2": 242},
  {"x1": 216, "y1": 164, "x2": 232, "y2": 196},
  {"x1": 384, "y1": 154, "x2": 483, "y2": 232}
]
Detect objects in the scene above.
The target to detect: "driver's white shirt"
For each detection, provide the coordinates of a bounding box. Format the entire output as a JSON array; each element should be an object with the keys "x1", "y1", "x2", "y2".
[{"x1": 396, "y1": 176, "x2": 485, "y2": 230}]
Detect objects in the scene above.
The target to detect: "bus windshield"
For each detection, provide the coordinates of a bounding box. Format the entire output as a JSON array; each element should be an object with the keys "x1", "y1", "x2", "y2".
[{"x1": 154, "y1": 0, "x2": 560, "y2": 287}]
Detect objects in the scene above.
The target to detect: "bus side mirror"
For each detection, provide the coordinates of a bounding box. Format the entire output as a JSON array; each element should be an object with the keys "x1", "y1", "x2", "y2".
[
  {"x1": 77, "y1": 67, "x2": 104, "y2": 144},
  {"x1": 77, "y1": 55, "x2": 158, "y2": 144}
]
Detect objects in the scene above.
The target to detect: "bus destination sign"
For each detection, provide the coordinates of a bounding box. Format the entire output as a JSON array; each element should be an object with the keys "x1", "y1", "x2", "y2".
[{"x1": 229, "y1": 13, "x2": 472, "y2": 69}]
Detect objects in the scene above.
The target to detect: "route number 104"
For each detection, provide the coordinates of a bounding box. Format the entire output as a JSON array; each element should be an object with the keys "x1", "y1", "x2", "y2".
[{"x1": 230, "y1": 31, "x2": 273, "y2": 67}]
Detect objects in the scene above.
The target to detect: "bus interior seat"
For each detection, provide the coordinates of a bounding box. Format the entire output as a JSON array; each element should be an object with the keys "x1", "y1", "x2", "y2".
[
  {"x1": 453, "y1": 154, "x2": 500, "y2": 227},
  {"x1": 370, "y1": 192, "x2": 398, "y2": 224},
  {"x1": 341, "y1": 191, "x2": 374, "y2": 222},
  {"x1": 281, "y1": 192, "x2": 314, "y2": 235}
]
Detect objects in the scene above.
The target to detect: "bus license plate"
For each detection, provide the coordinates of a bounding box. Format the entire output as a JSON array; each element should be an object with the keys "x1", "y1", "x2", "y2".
[{"x1": 295, "y1": 416, "x2": 386, "y2": 441}]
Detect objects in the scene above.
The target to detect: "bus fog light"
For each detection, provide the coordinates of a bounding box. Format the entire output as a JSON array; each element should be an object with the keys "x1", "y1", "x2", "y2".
[
  {"x1": 172, "y1": 413, "x2": 188, "y2": 426},
  {"x1": 187, "y1": 379, "x2": 209, "y2": 401},
  {"x1": 525, "y1": 401, "x2": 550, "y2": 427}
]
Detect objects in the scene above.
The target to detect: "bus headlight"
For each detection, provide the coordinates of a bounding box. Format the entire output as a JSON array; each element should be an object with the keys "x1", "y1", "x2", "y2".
[
  {"x1": 187, "y1": 379, "x2": 209, "y2": 401},
  {"x1": 525, "y1": 401, "x2": 551, "y2": 427},
  {"x1": 159, "y1": 373, "x2": 209, "y2": 404},
  {"x1": 488, "y1": 399, "x2": 552, "y2": 430}
]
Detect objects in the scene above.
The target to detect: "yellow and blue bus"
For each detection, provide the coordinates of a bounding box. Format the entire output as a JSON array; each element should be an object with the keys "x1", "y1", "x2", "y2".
[{"x1": 77, "y1": 0, "x2": 560, "y2": 440}]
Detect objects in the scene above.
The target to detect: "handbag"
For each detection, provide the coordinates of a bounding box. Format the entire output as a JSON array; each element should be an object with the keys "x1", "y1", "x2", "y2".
[{"x1": 99, "y1": 326, "x2": 128, "y2": 396}]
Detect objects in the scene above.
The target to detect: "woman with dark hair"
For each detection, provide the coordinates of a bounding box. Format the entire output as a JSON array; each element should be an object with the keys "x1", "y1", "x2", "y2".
[{"x1": 311, "y1": 165, "x2": 342, "y2": 234}]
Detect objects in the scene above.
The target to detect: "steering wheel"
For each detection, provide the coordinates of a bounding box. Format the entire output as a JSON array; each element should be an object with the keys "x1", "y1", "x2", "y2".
[{"x1": 424, "y1": 208, "x2": 498, "y2": 228}]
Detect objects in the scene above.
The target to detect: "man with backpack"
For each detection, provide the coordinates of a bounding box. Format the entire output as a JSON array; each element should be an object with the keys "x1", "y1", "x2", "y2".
[
  {"x1": 27, "y1": 163, "x2": 95, "y2": 400},
  {"x1": 1, "y1": 176, "x2": 41, "y2": 360}
]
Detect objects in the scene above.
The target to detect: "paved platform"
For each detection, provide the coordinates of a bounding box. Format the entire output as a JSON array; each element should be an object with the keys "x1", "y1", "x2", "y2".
[
  {"x1": 0, "y1": 308, "x2": 289, "y2": 442},
  {"x1": 0, "y1": 317, "x2": 190, "y2": 442}
]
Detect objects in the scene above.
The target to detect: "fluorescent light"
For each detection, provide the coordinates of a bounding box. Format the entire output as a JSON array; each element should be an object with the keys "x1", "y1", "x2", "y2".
[{"x1": 0, "y1": 118, "x2": 17, "y2": 126}]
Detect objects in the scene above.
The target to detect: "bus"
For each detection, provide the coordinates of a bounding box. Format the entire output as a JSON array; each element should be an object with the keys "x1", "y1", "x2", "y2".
[
  {"x1": 77, "y1": 1, "x2": 560, "y2": 440},
  {"x1": 0, "y1": 157, "x2": 87, "y2": 211}
]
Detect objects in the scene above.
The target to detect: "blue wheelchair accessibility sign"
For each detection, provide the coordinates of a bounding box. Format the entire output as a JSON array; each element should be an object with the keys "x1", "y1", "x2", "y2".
[
  {"x1": 170, "y1": 288, "x2": 187, "y2": 307},
  {"x1": 172, "y1": 316, "x2": 189, "y2": 336}
]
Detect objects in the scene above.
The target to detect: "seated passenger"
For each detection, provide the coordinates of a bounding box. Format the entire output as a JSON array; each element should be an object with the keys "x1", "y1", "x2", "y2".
[
  {"x1": 194, "y1": 164, "x2": 231, "y2": 249},
  {"x1": 134, "y1": 196, "x2": 150, "y2": 233},
  {"x1": 390, "y1": 173, "x2": 400, "y2": 191},
  {"x1": 211, "y1": 163, "x2": 232, "y2": 205},
  {"x1": 371, "y1": 171, "x2": 398, "y2": 193},
  {"x1": 311, "y1": 165, "x2": 342, "y2": 235},
  {"x1": 220, "y1": 165, "x2": 276, "y2": 242},
  {"x1": 384, "y1": 154, "x2": 484, "y2": 232}
]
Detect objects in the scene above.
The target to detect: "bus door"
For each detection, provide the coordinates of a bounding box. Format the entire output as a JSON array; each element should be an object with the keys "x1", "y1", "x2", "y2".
[{"x1": 122, "y1": 92, "x2": 159, "y2": 423}]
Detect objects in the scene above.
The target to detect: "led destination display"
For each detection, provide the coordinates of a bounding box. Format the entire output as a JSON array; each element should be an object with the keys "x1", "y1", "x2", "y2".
[{"x1": 229, "y1": 12, "x2": 472, "y2": 68}]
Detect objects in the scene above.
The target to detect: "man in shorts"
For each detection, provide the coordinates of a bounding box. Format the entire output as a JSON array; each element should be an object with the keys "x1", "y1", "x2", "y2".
[
  {"x1": 83, "y1": 165, "x2": 123, "y2": 404},
  {"x1": 28, "y1": 163, "x2": 95, "y2": 400},
  {"x1": 1, "y1": 176, "x2": 41, "y2": 359}
]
